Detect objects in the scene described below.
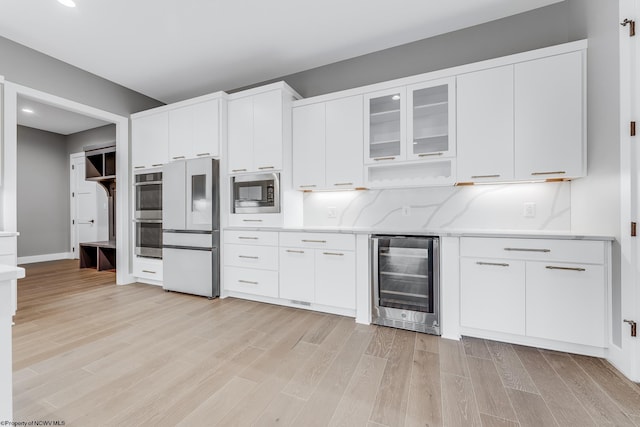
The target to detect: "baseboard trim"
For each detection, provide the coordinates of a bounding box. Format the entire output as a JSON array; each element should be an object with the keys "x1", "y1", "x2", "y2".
[{"x1": 18, "y1": 252, "x2": 73, "y2": 265}]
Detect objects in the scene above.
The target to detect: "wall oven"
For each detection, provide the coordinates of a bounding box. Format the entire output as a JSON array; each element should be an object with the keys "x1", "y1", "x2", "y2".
[
  {"x1": 135, "y1": 171, "x2": 162, "y2": 220},
  {"x1": 231, "y1": 173, "x2": 280, "y2": 214},
  {"x1": 371, "y1": 235, "x2": 440, "y2": 335},
  {"x1": 134, "y1": 170, "x2": 163, "y2": 258}
]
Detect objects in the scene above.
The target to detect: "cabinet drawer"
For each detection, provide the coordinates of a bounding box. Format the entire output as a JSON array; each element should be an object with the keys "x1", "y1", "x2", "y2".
[
  {"x1": 279, "y1": 232, "x2": 355, "y2": 250},
  {"x1": 224, "y1": 230, "x2": 278, "y2": 246},
  {"x1": 223, "y1": 244, "x2": 278, "y2": 270},
  {"x1": 228, "y1": 214, "x2": 282, "y2": 228},
  {"x1": 0, "y1": 236, "x2": 16, "y2": 255},
  {"x1": 133, "y1": 258, "x2": 163, "y2": 281},
  {"x1": 224, "y1": 266, "x2": 279, "y2": 298},
  {"x1": 460, "y1": 237, "x2": 604, "y2": 264},
  {"x1": 526, "y1": 261, "x2": 605, "y2": 347}
]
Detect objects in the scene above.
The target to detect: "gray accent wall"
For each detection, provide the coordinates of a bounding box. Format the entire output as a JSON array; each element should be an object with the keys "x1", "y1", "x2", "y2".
[
  {"x1": 0, "y1": 36, "x2": 163, "y2": 115},
  {"x1": 66, "y1": 124, "x2": 116, "y2": 156},
  {"x1": 17, "y1": 126, "x2": 69, "y2": 258}
]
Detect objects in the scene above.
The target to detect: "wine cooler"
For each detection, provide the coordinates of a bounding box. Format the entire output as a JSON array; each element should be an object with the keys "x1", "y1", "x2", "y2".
[{"x1": 371, "y1": 235, "x2": 440, "y2": 335}]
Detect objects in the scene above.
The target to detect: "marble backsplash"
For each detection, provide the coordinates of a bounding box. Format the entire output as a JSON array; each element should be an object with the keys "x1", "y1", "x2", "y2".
[{"x1": 303, "y1": 182, "x2": 571, "y2": 231}]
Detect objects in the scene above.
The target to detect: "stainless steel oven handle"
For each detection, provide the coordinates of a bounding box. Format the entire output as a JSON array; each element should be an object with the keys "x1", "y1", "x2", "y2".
[
  {"x1": 133, "y1": 219, "x2": 163, "y2": 223},
  {"x1": 134, "y1": 181, "x2": 162, "y2": 186}
]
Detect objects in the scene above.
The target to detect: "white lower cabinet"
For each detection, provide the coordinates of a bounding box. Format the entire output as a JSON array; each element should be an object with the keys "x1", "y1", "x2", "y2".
[
  {"x1": 279, "y1": 247, "x2": 315, "y2": 302},
  {"x1": 133, "y1": 257, "x2": 163, "y2": 283},
  {"x1": 460, "y1": 237, "x2": 609, "y2": 350},
  {"x1": 460, "y1": 258, "x2": 525, "y2": 335},
  {"x1": 279, "y1": 232, "x2": 356, "y2": 311},
  {"x1": 223, "y1": 231, "x2": 279, "y2": 298},
  {"x1": 526, "y1": 261, "x2": 605, "y2": 347},
  {"x1": 223, "y1": 230, "x2": 357, "y2": 316}
]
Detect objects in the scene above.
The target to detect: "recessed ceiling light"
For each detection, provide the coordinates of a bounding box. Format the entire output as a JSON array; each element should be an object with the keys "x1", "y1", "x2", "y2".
[
  {"x1": 57, "y1": 0, "x2": 76, "y2": 8},
  {"x1": 21, "y1": 108, "x2": 34, "y2": 114}
]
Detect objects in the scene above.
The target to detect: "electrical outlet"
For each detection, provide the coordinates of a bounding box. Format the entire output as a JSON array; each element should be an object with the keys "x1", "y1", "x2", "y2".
[
  {"x1": 402, "y1": 206, "x2": 411, "y2": 216},
  {"x1": 327, "y1": 207, "x2": 337, "y2": 218},
  {"x1": 523, "y1": 202, "x2": 536, "y2": 218}
]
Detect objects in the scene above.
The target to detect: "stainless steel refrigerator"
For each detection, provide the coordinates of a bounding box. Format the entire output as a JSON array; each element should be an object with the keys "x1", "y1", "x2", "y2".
[{"x1": 162, "y1": 158, "x2": 219, "y2": 298}]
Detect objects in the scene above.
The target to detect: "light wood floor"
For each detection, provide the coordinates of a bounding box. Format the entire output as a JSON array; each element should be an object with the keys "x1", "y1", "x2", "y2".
[{"x1": 12, "y1": 260, "x2": 640, "y2": 426}]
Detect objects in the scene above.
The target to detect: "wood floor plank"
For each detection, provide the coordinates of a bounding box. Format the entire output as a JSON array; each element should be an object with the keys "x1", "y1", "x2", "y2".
[
  {"x1": 329, "y1": 354, "x2": 387, "y2": 427},
  {"x1": 405, "y1": 349, "x2": 442, "y2": 427},
  {"x1": 542, "y1": 350, "x2": 635, "y2": 426},
  {"x1": 252, "y1": 392, "x2": 307, "y2": 427},
  {"x1": 512, "y1": 345, "x2": 595, "y2": 427},
  {"x1": 292, "y1": 328, "x2": 374, "y2": 427},
  {"x1": 281, "y1": 347, "x2": 336, "y2": 400},
  {"x1": 462, "y1": 336, "x2": 491, "y2": 360},
  {"x1": 365, "y1": 325, "x2": 396, "y2": 358},
  {"x1": 571, "y1": 354, "x2": 640, "y2": 417},
  {"x1": 485, "y1": 341, "x2": 537, "y2": 393},
  {"x1": 415, "y1": 331, "x2": 440, "y2": 354},
  {"x1": 479, "y1": 413, "x2": 520, "y2": 427},
  {"x1": 369, "y1": 329, "x2": 416, "y2": 426},
  {"x1": 440, "y1": 337, "x2": 469, "y2": 377},
  {"x1": 176, "y1": 376, "x2": 258, "y2": 427},
  {"x1": 441, "y1": 372, "x2": 482, "y2": 427},
  {"x1": 505, "y1": 388, "x2": 558, "y2": 427},
  {"x1": 467, "y1": 356, "x2": 517, "y2": 422}
]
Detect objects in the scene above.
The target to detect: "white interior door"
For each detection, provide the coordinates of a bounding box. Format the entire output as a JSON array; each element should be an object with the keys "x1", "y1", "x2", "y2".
[{"x1": 70, "y1": 153, "x2": 107, "y2": 258}]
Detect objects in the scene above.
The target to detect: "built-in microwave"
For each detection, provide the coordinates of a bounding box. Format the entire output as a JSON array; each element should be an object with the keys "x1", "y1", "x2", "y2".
[{"x1": 231, "y1": 172, "x2": 280, "y2": 214}]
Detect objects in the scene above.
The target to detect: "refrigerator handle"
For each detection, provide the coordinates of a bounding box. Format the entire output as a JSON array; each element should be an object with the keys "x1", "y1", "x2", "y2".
[{"x1": 371, "y1": 237, "x2": 380, "y2": 310}]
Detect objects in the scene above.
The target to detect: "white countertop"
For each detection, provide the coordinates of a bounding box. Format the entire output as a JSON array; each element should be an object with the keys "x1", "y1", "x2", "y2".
[
  {"x1": 224, "y1": 226, "x2": 615, "y2": 241},
  {"x1": 0, "y1": 232, "x2": 19, "y2": 237},
  {"x1": 0, "y1": 265, "x2": 25, "y2": 282}
]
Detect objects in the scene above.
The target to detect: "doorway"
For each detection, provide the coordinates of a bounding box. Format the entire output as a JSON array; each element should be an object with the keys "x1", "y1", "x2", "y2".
[
  {"x1": 2, "y1": 82, "x2": 131, "y2": 284},
  {"x1": 70, "y1": 152, "x2": 109, "y2": 258}
]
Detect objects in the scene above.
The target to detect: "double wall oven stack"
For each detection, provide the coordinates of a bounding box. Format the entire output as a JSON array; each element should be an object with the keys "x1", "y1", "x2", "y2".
[{"x1": 134, "y1": 170, "x2": 163, "y2": 259}]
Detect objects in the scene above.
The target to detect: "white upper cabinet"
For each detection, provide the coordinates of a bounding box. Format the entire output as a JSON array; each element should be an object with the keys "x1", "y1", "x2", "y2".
[
  {"x1": 133, "y1": 93, "x2": 224, "y2": 169},
  {"x1": 293, "y1": 102, "x2": 325, "y2": 190},
  {"x1": 228, "y1": 85, "x2": 298, "y2": 174},
  {"x1": 515, "y1": 51, "x2": 585, "y2": 180},
  {"x1": 169, "y1": 99, "x2": 221, "y2": 161},
  {"x1": 456, "y1": 50, "x2": 585, "y2": 184},
  {"x1": 406, "y1": 78, "x2": 456, "y2": 160},
  {"x1": 293, "y1": 95, "x2": 364, "y2": 190},
  {"x1": 253, "y1": 90, "x2": 283, "y2": 172},
  {"x1": 227, "y1": 96, "x2": 254, "y2": 174},
  {"x1": 131, "y1": 111, "x2": 169, "y2": 170},
  {"x1": 325, "y1": 96, "x2": 364, "y2": 188},
  {"x1": 364, "y1": 87, "x2": 406, "y2": 164},
  {"x1": 457, "y1": 65, "x2": 515, "y2": 183}
]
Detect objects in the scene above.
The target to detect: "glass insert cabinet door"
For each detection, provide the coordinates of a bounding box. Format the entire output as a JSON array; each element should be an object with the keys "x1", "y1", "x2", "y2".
[
  {"x1": 407, "y1": 77, "x2": 456, "y2": 159},
  {"x1": 364, "y1": 87, "x2": 406, "y2": 164}
]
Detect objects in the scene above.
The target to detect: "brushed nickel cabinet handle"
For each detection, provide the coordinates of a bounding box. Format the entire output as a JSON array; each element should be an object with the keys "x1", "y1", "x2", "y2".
[
  {"x1": 504, "y1": 248, "x2": 550, "y2": 253},
  {"x1": 471, "y1": 174, "x2": 501, "y2": 179},
  {"x1": 302, "y1": 239, "x2": 326, "y2": 243},
  {"x1": 258, "y1": 166, "x2": 275, "y2": 170},
  {"x1": 142, "y1": 270, "x2": 156, "y2": 274},
  {"x1": 323, "y1": 252, "x2": 344, "y2": 256},
  {"x1": 333, "y1": 183, "x2": 353, "y2": 186},
  {"x1": 286, "y1": 250, "x2": 305, "y2": 254},
  {"x1": 418, "y1": 152, "x2": 443, "y2": 157},
  {"x1": 232, "y1": 169, "x2": 247, "y2": 173},
  {"x1": 476, "y1": 262, "x2": 509, "y2": 267},
  {"x1": 373, "y1": 156, "x2": 396, "y2": 161},
  {"x1": 151, "y1": 163, "x2": 163, "y2": 167},
  {"x1": 238, "y1": 280, "x2": 258, "y2": 285},
  {"x1": 238, "y1": 255, "x2": 259, "y2": 260},
  {"x1": 238, "y1": 236, "x2": 259, "y2": 240},
  {"x1": 242, "y1": 219, "x2": 263, "y2": 222},
  {"x1": 196, "y1": 153, "x2": 210, "y2": 157},
  {"x1": 545, "y1": 266, "x2": 586, "y2": 272},
  {"x1": 172, "y1": 156, "x2": 185, "y2": 160},
  {"x1": 134, "y1": 166, "x2": 145, "y2": 169},
  {"x1": 299, "y1": 184, "x2": 317, "y2": 188},
  {"x1": 531, "y1": 171, "x2": 566, "y2": 176}
]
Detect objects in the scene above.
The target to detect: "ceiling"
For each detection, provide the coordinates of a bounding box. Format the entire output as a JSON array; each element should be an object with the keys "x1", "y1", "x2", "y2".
[
  {"x1": 17, "y1": 96, "x2": 110, "y2": 135},
  {"x1": 0, "y1": 0, "x2": 564, "y2": 106}
]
